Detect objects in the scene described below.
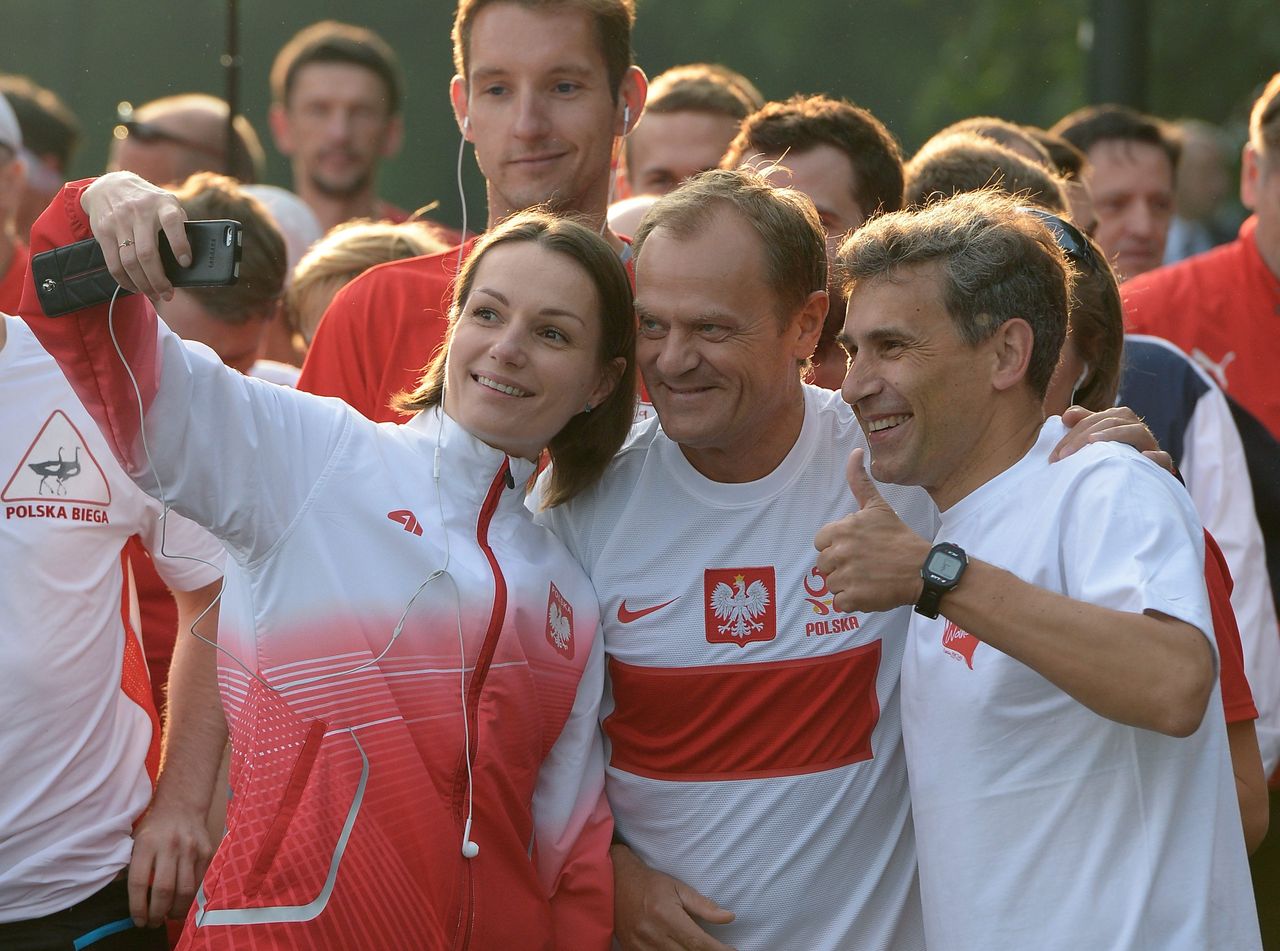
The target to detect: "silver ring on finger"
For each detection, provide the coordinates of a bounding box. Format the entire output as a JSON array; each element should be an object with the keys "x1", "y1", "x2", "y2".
[{"x1": 119, "y1": 238, "x2": 135, "y2": 249}]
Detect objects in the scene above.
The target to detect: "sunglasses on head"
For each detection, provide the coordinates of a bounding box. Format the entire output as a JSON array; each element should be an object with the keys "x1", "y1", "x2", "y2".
[
  {"x1": 112, "y1": 116, "x2": 226, "y2": 162},
  {"x1": 1018, "y1": 206, "x2": 1100, "y2": 274}
]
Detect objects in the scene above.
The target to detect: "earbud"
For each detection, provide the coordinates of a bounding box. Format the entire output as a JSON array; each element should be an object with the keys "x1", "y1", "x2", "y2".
[
  {"x1": 621, "y1": 104, "x2": 631, "y2": 136},
  {"x1": 1068, "y1": 360, "x2": 1091, "y2": 406},
  {"x1": 463, "y1": 115, "x2": 472, "y2": 134},
  {"x1": 1072, "y1": 361, "x2": 1091, "y2": 393},
  {"x1": 462, "y1": 816, "x2": 479, "y2": 859}
]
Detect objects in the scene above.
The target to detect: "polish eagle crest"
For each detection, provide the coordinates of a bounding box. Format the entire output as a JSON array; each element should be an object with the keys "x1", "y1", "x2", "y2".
[
  {"x1": 710, "y1": 574, "x2": 771, "y2": 639},
  {"x1": 545, "y1": 582, "x2": 575, "y2": 658},
  {"x1": 548, "y1": 600, "x2": 571, "y2": 651}
]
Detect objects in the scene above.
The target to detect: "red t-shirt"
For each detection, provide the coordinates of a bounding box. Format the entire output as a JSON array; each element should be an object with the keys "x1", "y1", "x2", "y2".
[
  {"x1": 1123, "y1": 217, "x2": 1280, "y2": 440},
  {"x1": 374, "y1": 199, "x2": 412, "y2": 224},
  {"x1": 299, "y1": 237, "x2": 639, "y2": 422},
  {"x1": 375, "y1": 201, "x2": 467, "y2": 247},
  {"x1": 124, "y1": 537, "x2": 181, "y2": 727},
  {"x1": 298, "y1": 241, "x2": 475, "y2": 422},
  {"x1": 0, "y1": 241, "x2": 30, "y2": 315},
  {"x1": 1205, "y1": 529, "x2": 1258, "y2": 724}
]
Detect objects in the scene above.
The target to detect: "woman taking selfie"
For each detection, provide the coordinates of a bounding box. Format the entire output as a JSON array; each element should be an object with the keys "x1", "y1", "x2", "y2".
[{"x1": 21, "y1": 171, "x2": 635, "y2": 950}]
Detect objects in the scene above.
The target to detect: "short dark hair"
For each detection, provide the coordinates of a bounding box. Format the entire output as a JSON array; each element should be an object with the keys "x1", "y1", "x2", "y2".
[
  {"x1": 930, "y1": 116, "x2": 1053, "y2": 167},
  {"x1": 723, "y1": 94, "x2": 904, "y2": 220},
  {"x1": 838, "y1": 189, "x2": 1072, "y2": 399},
  {"x1": 1049, "y1": 104, "x2": 1179, "y2": 171},
  {"x1": 0, "y1": 74, "x2": 79, "y2": 168},
  {"x1": 1024, "y1": 127, "x2": 1087, "y2": 180},
  {"x1": 644, "y1": 63, "x2": 760, "y2": 120},
  {"x1": 271, "y1": 21, "x2": 402, "y2": 115},
  {"x1": 625, "y1": 63, "x2": 759, "y2": 179},
  {"x1": 170, "y1": 172, "x2": 287, "y2": 323},
  {"x1": 905, "y1": 132, "x2": 1068, "y2": 213},
  {"x1": 394, "y1": 210, "x2": 637, "y2": 507},
  {"x1": 452, "y1": 0, "x2": 635, "y2": 102},
  {"x1": 1063, "y1": 233, "x2": 1124, "y2": 411}
]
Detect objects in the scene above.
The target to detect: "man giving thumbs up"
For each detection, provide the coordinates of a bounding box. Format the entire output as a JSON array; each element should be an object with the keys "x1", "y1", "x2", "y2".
[{"x1": 815, "y1": 189, "x2": 1258, "y2": 951}]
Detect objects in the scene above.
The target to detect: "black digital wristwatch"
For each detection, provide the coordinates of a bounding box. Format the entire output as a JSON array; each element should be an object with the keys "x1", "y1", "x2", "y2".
[{"x1": 915, "y1": 542, "x2": 968, "y2": 619}]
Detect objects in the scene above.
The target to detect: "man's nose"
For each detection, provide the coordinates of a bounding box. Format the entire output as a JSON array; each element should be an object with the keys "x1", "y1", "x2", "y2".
[{"x1": 512, "y1": 92, "x2": 551, "y2": 141}]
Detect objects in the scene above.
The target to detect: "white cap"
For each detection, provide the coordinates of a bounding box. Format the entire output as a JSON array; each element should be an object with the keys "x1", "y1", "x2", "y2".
[
  {"x1": 241, "y1": 184, "x2": 323, "y2": 284},
  {"x1": 0, "y1": 94, "x2": 22, "y2": 154}
]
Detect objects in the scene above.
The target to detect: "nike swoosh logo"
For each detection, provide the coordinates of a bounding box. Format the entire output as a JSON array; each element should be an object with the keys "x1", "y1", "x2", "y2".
[{"x1": 617, "y1": 598, "x2": 680, "y2": 624}]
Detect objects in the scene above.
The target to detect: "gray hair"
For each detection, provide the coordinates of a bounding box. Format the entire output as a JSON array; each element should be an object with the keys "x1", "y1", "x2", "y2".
[{"x1": 837, "y1": 189, "x2": 1072, "y2": 398}]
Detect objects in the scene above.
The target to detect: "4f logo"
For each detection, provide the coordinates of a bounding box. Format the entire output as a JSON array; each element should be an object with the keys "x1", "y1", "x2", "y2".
[
  {"x1": 387, "y1": 509, "x2": 423, "y2": 536},
  {"x1": 705, "y1": 567, "x2": 776, "y2": 646}
]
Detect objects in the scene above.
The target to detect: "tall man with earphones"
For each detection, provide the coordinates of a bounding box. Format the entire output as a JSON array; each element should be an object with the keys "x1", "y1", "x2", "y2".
[{"x1": 298, "y1": 0, "x2": 647, "y2": 422}]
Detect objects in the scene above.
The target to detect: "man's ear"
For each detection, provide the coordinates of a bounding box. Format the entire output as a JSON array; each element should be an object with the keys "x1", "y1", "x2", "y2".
[
  {"x1": 450, "y1": 76, "x2": 472, "y2": 141},
  {"x1": 990, "y1": 317, "x2": 1035, "y2": 392},
  {"x1": 791, "y1": 288, "x2": 829, "y2": 360},
  {"x1": 1242, "y1": 143, "x2": 1260, "y2": 210},
  {"x1": 617, "y1": 66, "x2": 648, "y2": 139},
  {"x1": 267, "y1": 102, "x2": 294, "y2": 155}
]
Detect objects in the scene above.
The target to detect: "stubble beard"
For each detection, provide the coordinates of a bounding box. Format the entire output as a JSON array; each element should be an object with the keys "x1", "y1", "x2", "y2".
[{"x1": 308, "y1": 166, "x2": 374, "y2": 200}]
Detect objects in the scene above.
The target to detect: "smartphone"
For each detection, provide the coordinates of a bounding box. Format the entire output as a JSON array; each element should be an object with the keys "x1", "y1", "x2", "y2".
[{"x1": 31, "y1": 219, "x2": 243, "y2": 318}]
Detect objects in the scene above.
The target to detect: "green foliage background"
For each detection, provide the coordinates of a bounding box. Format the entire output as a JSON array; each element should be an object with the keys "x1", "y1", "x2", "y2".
[{"x1": 5, "y1": 0, "x2": 1279, "y2": 231}]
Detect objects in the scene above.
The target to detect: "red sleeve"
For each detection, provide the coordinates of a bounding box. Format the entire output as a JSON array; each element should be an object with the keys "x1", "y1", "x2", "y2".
[
  {"x1": 1204, "y1": 530, "x2": 1259, "y2": 724},
  {"x1": 125, "y1": 537, "x2": 180, "y2": 726},
  {"x1": 20, "y1": 179, "x2": 161, "y2": 469},
  {"x1": 0, "y1": 240, "x2": 30, "y2": 314},
  {"x1": 547, "y1": 791, "x2": 613, "y2": 950},
  {"x1": 296, "y1": 268, "x2": 391, "y2": 420},
  {"x1": 298, "y1": 247, "x2": 466, "y2": 423}
]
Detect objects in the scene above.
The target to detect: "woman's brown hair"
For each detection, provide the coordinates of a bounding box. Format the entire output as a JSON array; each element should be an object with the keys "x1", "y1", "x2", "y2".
[{"x1": 393, "y1": 210, "x2": 636, "y2": 507}]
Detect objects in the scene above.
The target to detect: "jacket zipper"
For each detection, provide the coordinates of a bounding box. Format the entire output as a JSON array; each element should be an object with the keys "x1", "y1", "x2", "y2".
[{"x1": 454, "y1": 458, "x2": 512, "y2": 950}]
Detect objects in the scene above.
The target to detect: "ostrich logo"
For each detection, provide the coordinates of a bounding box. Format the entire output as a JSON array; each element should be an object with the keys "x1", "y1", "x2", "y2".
[
  {"x1": 704, "y1": 567, "x2": 777, "y2": 646},
  {"x1": 29, "y1": 446, "x2": 81, "y2": 496},
  {"x1": 545, "y1": 582, "x2": 574, "y2": 659},
  {"x1": 2, "y1": 411, "x2": 111, "y2": 507}
]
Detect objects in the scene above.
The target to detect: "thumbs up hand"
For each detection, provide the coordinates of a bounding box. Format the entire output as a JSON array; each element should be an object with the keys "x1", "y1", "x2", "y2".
[{"x1": 814, "y1": 448, "x2": 931, "y2": 614}]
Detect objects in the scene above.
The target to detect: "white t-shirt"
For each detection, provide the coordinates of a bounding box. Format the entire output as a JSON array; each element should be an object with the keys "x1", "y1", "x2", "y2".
[
  {"x1": 543, "y1": 385, "x2": 939, "y2": 951},
  {"x1": 0, "y1": 315, "x2": 225, "y2": 922},
  {"x1": 249, "y1": 358, "x2": 301, "y2": 388},
  {"x1": 901, "y1": 416, "x2": 1260, "y2": 950}
]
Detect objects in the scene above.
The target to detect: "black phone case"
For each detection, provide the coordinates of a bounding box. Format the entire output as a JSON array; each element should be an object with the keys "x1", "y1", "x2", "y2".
[{"x1": 31, "y1": 220, "x2": 242, "y2": 318}]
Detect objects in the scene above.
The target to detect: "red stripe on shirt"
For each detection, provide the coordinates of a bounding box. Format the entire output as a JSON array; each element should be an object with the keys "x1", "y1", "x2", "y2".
[
  {"x1": 605, "y1": 641, "x2": 882, "y2": 781},
  {"x1": 119, "y1": 550, "x2": 161, "y2": 790}
]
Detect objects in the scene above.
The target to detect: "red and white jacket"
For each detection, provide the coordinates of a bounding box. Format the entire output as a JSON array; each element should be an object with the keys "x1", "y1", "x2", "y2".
[{"x1": 22, "y1": 181, "x2": 613, "y2": 950}]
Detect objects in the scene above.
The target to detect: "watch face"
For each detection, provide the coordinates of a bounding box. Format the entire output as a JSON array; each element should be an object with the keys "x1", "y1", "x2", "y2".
[{"x1": 925, "y1": 549, "x2": 965, "y2": 583}]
